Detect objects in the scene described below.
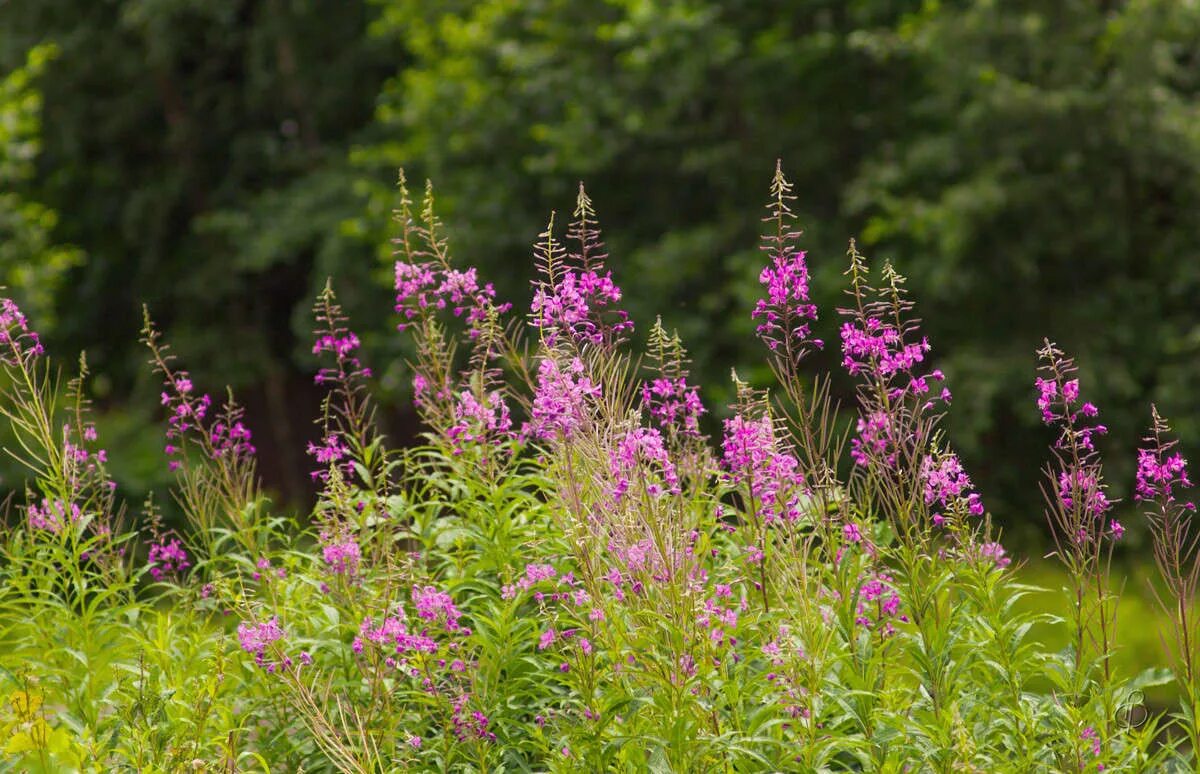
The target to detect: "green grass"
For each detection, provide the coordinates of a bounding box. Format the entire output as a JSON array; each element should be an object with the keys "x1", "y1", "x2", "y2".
[{"x1": 1016, "y1": 559, "x2": 1177, "y2": 708}]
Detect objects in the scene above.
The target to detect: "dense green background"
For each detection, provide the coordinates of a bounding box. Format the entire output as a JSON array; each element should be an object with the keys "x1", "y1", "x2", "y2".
[{"x1": 1, "y1": 0, "x2": 1198, "y2": 553}]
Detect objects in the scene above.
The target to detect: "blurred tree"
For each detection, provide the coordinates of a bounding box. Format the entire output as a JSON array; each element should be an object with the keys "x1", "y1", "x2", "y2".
[
  {"x1": 0, "y1": 0, "x2": 399, "y2": 502},
  {"x1": 0, "y1": 43, "x2": 82, "y2": 324},
  {"x1": 848, "y1": 0, "x2": 1200, "y2": 528}
]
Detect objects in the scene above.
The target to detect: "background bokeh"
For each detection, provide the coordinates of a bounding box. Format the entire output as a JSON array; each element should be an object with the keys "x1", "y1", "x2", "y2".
[{"x1": 1, "y1": 0, "x2": 1198, "y2": 561}]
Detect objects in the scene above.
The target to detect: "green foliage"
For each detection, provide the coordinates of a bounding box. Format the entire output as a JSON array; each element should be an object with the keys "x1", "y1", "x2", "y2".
[
  {"x1": 2, "y1": 168, "x2": 1197, "y2": 771},
  {"x1": 0, "y1": 43, "x2": 82, "y2": 326}
]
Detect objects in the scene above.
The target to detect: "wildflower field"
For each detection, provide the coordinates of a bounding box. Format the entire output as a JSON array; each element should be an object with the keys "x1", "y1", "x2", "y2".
[{"x1": 2, "y1": 165, "x2": 1198, "y2": 772}]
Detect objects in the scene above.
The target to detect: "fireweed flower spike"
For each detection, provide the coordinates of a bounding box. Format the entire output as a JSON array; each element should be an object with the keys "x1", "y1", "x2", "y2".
[
  {"x1": 720, "y1": 412, "x2": 804, "y2": 526},
  {"x1": 530, "y1": 186, "x2": 633, "y2": 348},
  {"x1": 1036, "y1": 339, "x2": 1121, "y2": 697},
  {"x1": 147, "y1": 537, "x2": 190, "y2": 581},
  {"x1": 0, "y1": 296, "x2": 45, "y2": 365},
  {"x1": 393, "y1": 179, "x2": 511, "y2": 341},
  {"x1": 755, "y1": 161, "x2": 822, "y2": 364},
  {"x1": 643, "y1": 317, "x2": 707, "y2": 441},
  {"x1": 1035, "y1": 341, "x2": 1117, "y2": 543},
  {"x1": 839, "y1": 247, "x2": 951, "y2": 486},
  {"x1": 528, "y1": 357, "x2": 600, "y2": 443},
  {"x1": 1136, "y1": 407, "x2": 1200, "y2": 751}
]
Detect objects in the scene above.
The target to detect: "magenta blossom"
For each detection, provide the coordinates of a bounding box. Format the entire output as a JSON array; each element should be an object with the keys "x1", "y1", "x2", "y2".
[
  {"x1": 528, "y1": 357, "x2": 600, "y2": 442},
  {"x1": 753, "y1": 251, "x2": 821, "y2": 354},
  {"x1": 641, "y1": 376, "x2": 705, "y2": 438},
  {"x1": 148, "y1": 538, "x2": 190, "y2": 581},
  {"x1": 447, "y1": 389, "x2": 514, "y2": 453},
  {"x1": 721, "y1": 414, "x2": 804, "y2": 524},
  {"x1": 0, "y1": 297, "x2": 44, "y2": 365},
  {"x1": 1135, "y1": 446, "x2": 1193, "y2": 508},
  {"x1": 395, "y1": 262, "x2": 509, "y2": 339},
  {"x1": 237, "y1": 617, "x2": 287, "y2": 670},
  {"x1": 609, "y1": 426, "x2": 680, "y2": 502},
  {"x1": 921, "y1": 452, "x2": 985, "y2": 522},
  {"x1": 531, "y1": 268, "x2": 632, "y2": 346}
]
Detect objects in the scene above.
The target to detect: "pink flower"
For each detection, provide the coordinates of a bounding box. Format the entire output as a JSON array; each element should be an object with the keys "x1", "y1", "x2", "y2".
[
  {"x1": 753, "y1": 251, "x2": 821, "y2": 354},
  {"x1": 148, "y1": 537, "x2": 190, "y2": 581},
  {"x1": 528, "y1": 357, "x2": 600, "y2": 442},
  {"x1": 608, "y1": 426, "x2": 680, "y2": 502}
]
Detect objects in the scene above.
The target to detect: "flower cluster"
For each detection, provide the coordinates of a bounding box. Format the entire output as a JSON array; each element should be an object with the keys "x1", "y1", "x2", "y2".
[
  {"x1": 752, "y1": 251, "x2": 821, "y2": 354},
  {"x1": 1135, "y1": 446, "x2": 1194, "y2": 509},
  {"x1": 855, "y1": 573, "x2": 906, "y2": 637},
  {"x1": 0, "y1": 297, "x2": 44, "y2": 365},
  {"x1": 840, "y1": 317, "x2": 934, "y2": 385},
  {"x1": 306, "y1": 434, "x2": 348, "y2": 481},
  {"x1": 531, "y1": 269, "x2": 632, "y2": 346},
  {"x1": 528, "y1": 357, "x2": 600, "y2": 442},
  {"x1": 501, "y1": 562, "x2": 559, "y2": 600},
  {"x1": 447, "y1": 389, "x2": 513, "y2": 454},
  {"x1": 237, "y1": 617, "x2": 290, "y2": 672},
  {"x1": 641, "y1": 377, "x2": 705, "y2": 437},
  {"x1": 355, "y1": 614, "x2": 439, "y2": 666},
  {"x1": 412, "y1": 585, "x2": 465, "y2": 633},
  {"x1": 1035, "y1": 376, "x2": 1104, "y2": 452},
  {"x1": 1081, "y1": 726, "x2": 1102, "y2": 760},
  {"x1": 1035, "y1": 343, "x2": 1120, "y2": 542},
  {"x1": 313, "y1": 328, "x2": 371, "y2": 384},
  {"x1": 320, "y1": 533, "x2": 361, "y2": 578},
  {"x1": 451, "y1": 693, "x2": 496, "y2": 742},
  {"x1": 209, "y1": 416, "x2": 256, "y2": 459},
  {"x1": 26, "y1": 498, "x2": 80, "y2": 534},
  {"x1": 971, "y1": 541, "x2": 1012, "y2": 569},
  {"x1": 147, "y1": 538, "x2": 190, "y2": 581},
  {"x1": 697, "y1": 586, "x2": 743, "y2": 649},
  {"x1": 920, "y1": 451, "x2": 985, "y2": 525},
  {"x1": 160, "y1": 373, "x2": 211, "y2": 471},
  {"x1": 395, "y1": 262, "x2": 509, "y2": 338},
  {"x1": 721, "y1": 414, "x2": 804, "y2": 524},
  {"x1": 608, "y1": 426, "x2": 680, "y2": 502},
  {"x1": 849, "y1": 410, "x2": 896, "y2": 468}
]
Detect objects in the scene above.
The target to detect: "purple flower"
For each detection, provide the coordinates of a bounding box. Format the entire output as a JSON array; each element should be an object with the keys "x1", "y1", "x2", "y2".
[
  {"x1": 0, "y1": 297, "x2": 44, "y2": 365},
  {"x1": 528, "y1": 357, "x2": 600, "y2": 442},
  {"x1": 531, "y1": 268, "x2": 632, "y2": 346},
  {"x1": 753, "y1": 251, "x2": 821, "y2": 355},
  {"x1": 395, "y1": 261, "x2": 510, "y2": 338},
  {"x1": 974, "y1": 541, "x2": 1012, "y2": 569},
  {"x1": 148, "y1": 537, "x2": 190, "y2": 581},
  {"x1": 1135, "y1": 447, "x2": 1193, "y2": 507},
  {"x1": 321, "y1": 535, "x2": 361, "y2": 578},
  {"x1": 412, "y1": 585, "x2": 464, "y2": 632},
  {"x1": 722, "y1": 414, "x2": 804, "y2": 524},
  {"x1": 209, "y1": 419, "x2": 256, "y2": 459},
  {"x1": 641, "y1": 376, "x2": 706, "y2": 437},
  {"x1": 920, "y1": 452, "x2": 985, "y2": 522},
  {"x1": 447, "y1": 389, "x2": 514, "y2": 453},
  {"x1": 608, "y1": 426, "x2": 680, "y2": 502},
  {"x1": 307, "y1": 434, "x2": 348, "y2": 481},
  {"x1": 237, "y1": 617, "x2": 286, "y2": 669},
  {"x1": 856, "y1": 573, "x2": 907, "y2": 636},
  {"x1": 26, "y1": 499, "x2": 81, "y2": 534},
  {"x1": 1057, "y1": 468, "x2": 1111, "y2": 521}
]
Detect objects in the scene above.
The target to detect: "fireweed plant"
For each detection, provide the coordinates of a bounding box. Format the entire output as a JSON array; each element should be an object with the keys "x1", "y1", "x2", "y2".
[{"x1": 0, "y1": 165, "x2": 1195, "y2": 771}]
